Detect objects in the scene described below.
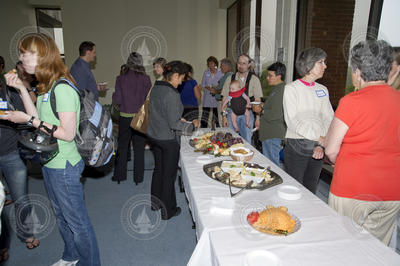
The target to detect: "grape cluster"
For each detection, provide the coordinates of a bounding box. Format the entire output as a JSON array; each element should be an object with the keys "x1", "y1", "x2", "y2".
[{"x1": 209, "y1": 131, "x2": 243, "y2": 148}]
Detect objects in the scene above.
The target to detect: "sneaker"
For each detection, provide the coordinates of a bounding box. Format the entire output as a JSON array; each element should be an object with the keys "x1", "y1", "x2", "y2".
[{"x1": 51, "y1": 259, "x2": 79, "y2": 266}]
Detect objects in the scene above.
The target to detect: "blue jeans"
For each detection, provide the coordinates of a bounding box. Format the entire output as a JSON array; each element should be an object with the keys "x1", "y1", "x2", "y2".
[
  {"x1": 0, "y1": 150, "x2": 33, "y2": 241},
  {"x1": 227, "y1": 110, "x2": 254, "y2": 143},
  {"x1": 262, "y1": 138, "x2": 282, "y2": 167},
  {"x1": 42, "y1": 160, "x2": 101, "y2": 266}
]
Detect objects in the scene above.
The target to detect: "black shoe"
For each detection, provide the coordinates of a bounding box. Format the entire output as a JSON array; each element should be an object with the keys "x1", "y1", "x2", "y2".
[
  {"x1": 134, "y1": 179, "x2": 143, "y2": 186},
  {"x1": 111, "y1": 176, "x2": 122, "y2": 184},
  {"x1": 161, "y1": 207, "x2": 181, "y2": 220}
]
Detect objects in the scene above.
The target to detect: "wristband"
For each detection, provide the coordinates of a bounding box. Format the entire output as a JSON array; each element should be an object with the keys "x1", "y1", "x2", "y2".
[
  {"x1": 39, "y1": 121, "x2": 58, "y2": 137},
  {"x1": 26, "y1": 116, "x2": 35, "y2": 127}
]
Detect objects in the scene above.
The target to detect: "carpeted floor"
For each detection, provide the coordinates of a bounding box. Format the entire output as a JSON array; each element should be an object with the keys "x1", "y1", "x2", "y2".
[
  {"x1": 1, "y1": 150, "x2": 196, "y2": 266},
  {"x1": 1, "y1": 151, "x2": 399, "y2": 265}
]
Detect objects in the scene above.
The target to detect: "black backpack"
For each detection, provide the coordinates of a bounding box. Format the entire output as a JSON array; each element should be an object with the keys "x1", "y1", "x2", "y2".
[{"x1": 50, "y1": 78, "x2": 114, "y2": 167}]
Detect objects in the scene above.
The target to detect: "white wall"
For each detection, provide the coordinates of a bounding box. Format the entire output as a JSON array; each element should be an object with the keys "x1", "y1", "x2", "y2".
[{"x1": 1, "y1": 0, "x2": 227, "y2": 105}]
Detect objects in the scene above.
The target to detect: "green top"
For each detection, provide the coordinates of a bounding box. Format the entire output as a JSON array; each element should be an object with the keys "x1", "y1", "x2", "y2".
[
  {"x1": 258, "y1": 82, "x2": 286, "y2": 141},
  {"x1": 120, "y1": 111, "x2": 135, "y2": 118},
  {"x1": 215, "y1": 71, "x2": 233, "y2": 93},
  {"x1": 36, "y1": 83, "x2": 81, "y2": 168}
]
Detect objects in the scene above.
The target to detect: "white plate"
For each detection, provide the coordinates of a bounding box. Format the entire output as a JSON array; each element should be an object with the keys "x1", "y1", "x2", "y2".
[
  {"x1": 196, "y1": 155, "x2": 214, "y2": 164},
  {"x1": 277, "y1": 185, "x2": 302, "y2": 200},
  {"x1": 244, "y1": 250, "x2": 281, "y2": 266}
]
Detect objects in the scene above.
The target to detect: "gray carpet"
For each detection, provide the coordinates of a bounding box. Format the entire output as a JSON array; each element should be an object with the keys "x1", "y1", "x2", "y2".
[{"x1": 1, "y1": 150, "x2": 196, "y2": 266}]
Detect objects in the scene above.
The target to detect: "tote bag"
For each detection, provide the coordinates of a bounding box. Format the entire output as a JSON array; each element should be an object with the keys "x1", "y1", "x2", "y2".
[{"x1": 130, "y1": 88, "x2": 152, "y2": 134}]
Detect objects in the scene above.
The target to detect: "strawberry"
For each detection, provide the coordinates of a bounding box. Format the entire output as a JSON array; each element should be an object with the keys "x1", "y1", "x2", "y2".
[{"x1": 247, "y1": 211, "x2": 259, "y2": 224}]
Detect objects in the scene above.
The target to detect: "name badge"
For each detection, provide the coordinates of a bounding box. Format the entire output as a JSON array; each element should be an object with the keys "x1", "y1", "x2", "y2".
[
  {"x1": 315, "y1": 89, "x2": 327, "y2": 98},
  {"x1": 42, "y1": 93, "x2": 49, "y2": 102},
  {"x1": 0, "y1": 101, "x2": 8, "y2": 110}
]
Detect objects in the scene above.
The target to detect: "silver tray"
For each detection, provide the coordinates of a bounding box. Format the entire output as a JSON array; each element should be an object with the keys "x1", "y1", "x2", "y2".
[{"x1": 203, "y1": 160, "x2": 283, "y2": 190}]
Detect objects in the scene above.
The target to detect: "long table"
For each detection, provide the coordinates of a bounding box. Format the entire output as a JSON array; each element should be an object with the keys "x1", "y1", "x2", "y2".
[{"x1": 179, "y1": 129, "x2": 400, "y2": 266}]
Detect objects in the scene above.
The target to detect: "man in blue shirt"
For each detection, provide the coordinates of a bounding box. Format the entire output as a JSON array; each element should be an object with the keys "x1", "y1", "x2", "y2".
[{"x1": 70, "y1": 41, "x2": 100, "y2": 100}]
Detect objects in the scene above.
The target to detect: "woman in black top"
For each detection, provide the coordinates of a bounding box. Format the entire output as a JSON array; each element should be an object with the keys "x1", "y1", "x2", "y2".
[{"x1": 147, "y1": 61, "x2": 200, "y2": 220}]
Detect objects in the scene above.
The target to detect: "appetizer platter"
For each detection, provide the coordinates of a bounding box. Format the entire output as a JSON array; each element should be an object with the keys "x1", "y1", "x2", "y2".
[
  {"x1": 203, "y1": 160, "x2": 283, "y2": 190},
  {"x1": 189, "y1": 131, "x2": 244, "y2": 156}
]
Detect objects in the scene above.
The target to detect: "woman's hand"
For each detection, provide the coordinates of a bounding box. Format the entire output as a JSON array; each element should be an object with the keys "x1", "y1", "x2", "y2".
[
  {"x1": 0, "y1": 111, "x2": 30, "y2": 124},
  {"x1": 4, "y1": 72, "x2": 26, "y2": 91},
  {"x1": 312, "y1": 146, "x2": 324, "y2": 159}
]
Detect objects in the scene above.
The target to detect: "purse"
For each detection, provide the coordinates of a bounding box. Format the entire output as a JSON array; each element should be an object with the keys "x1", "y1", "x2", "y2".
[{"x1": 130, "y1": 88, "x2": 152, "y2": 134}]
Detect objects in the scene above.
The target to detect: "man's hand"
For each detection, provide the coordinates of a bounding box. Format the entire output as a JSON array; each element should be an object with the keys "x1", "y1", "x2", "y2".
[
  {"x1": 254, "y1": 118, "x2": 260, "y2": 130},
  {"x1": 251, "y1": 103, "x2": 263, "y2": 114},
  {"x1": 222, "y1": 116, "x2": 228, "y2": 127},
  {"x1": 192, "y1": 119, "x2": 200, "y2": 128}
]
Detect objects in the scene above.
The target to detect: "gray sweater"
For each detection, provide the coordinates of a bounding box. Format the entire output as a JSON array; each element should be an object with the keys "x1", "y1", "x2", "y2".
[{"x1": 147, "y1": 81, "x2": 194, "y2": 141}]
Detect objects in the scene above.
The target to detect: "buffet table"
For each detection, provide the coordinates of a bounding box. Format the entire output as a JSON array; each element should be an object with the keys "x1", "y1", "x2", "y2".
[{"x1": 179, "y1": 129, "x2": 400, "y2": 266}]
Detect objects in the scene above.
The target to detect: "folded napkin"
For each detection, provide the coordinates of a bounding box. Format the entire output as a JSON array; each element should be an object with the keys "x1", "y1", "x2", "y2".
[{"x1": 209, "y1": 197, "x2": 235, "y2": 216}]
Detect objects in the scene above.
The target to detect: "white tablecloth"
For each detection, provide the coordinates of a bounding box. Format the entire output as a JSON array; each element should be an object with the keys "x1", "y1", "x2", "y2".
[{"x1": 180, "y1": 129, "x2": 400, "y2": 266}]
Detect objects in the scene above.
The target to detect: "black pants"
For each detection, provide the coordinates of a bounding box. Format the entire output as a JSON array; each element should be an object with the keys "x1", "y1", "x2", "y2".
[
  {"x1": 182, "y1": 106, "x2": 199, "y2": 121},
  {"x1": 200, "y1": 107, "x2": 220, "y2": 128},
  {"x1": 284, "y1": 138, "x2": 323, "y2": 194},
  {"x1": 149, "y1": 137, "x2": 180, "y2": 219},
  {"x1": 114, "y1": 116, "x2": 146, "y2": 183}
]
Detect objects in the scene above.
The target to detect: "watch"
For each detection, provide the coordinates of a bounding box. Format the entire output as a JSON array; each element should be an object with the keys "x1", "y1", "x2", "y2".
[{"x1": 27, "y1": 116, "x2": 35, "y2": 127}]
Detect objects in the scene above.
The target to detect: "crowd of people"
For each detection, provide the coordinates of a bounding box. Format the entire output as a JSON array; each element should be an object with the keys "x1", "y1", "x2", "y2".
[{"x1": 0, "y1": 32, "x2": 399, "y2": 265}]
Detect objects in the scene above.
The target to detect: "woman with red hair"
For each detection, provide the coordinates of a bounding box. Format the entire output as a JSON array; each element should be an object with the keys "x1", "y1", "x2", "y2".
[{"x1": 2, "y1": 33, "x2": 100, "y2": 266}]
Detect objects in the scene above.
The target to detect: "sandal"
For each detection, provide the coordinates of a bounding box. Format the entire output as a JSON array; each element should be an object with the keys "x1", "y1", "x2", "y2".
[
  {"x1": 0, "y1": 248, "x2": 8, "y2": 263},
  {"x1": 25, "y1": 237, "x2": 40, "y2": 249}
]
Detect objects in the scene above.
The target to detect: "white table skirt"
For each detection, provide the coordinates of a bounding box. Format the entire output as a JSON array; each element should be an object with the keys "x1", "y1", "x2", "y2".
[{"x1": 180, "y1": 128, "x2": 400, "y2": 266}]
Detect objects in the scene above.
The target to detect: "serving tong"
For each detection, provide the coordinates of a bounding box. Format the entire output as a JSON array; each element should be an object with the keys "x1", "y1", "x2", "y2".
[
  {"x1": 229, "y1": 178, "x2": 253, "y2": 197},
  {"x1": 228, "y1": 166, "x2": 273, "y2": 197}
]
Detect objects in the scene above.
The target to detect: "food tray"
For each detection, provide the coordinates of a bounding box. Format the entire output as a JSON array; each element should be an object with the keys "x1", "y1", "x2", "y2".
[{"x1": 203, "y1": 160, "x2": 283, "y2": 190}]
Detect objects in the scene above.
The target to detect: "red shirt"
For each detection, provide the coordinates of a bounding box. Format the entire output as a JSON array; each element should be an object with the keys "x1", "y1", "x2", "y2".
[{"x1": 330, "y1": 85, "x2": 400, "y2": 201}]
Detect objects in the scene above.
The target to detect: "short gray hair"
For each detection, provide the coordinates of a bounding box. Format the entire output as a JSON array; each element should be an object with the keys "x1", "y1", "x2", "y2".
[
  {"x1": 220, "y1": 58, "x2": 233, "y2": 70},
  {"x1": 350, "y1": 40, "x2": 393, "y2": 82},
  {"x1": 295, "y1": 47, "x2": 327, "y2": 77},
  {"x1": 126, "y1": 52, "x2": 145, "y2": 73}
]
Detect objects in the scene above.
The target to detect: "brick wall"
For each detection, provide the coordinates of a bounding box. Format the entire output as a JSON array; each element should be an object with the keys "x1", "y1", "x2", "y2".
[{"x1": 305, "y1": 0, "x2": 355, "y2": 107}]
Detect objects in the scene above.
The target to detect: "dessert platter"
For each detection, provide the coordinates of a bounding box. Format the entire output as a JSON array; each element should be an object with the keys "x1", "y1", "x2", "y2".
[
  {"x1": 203, "y1": 160, "x2": 283, "y2": 190},
  {"x1": 247, "y1": 205, "x2": 301, "y2": 236}
]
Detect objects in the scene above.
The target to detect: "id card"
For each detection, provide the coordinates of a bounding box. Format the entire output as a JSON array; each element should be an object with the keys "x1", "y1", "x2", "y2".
[
  {"x1": 42, "y1": 93, "x2": 49, "y2": 102},
  {"x1": 0, "y1": 101, "x2": 8, "y2": 110},
  {"x1": 315, "y1": 89, "x2": 327, "y2": 98}
]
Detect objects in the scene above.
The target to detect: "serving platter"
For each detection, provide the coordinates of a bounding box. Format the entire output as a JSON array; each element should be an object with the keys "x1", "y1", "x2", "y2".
[{"x1": 203, "y1": 160, "x2": 283, "y2": 190}]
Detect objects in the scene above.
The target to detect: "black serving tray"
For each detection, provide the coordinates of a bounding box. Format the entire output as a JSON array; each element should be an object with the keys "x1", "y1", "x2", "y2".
[{"x1": 203, "y1": 160, "x2": 283, "y2": 190}]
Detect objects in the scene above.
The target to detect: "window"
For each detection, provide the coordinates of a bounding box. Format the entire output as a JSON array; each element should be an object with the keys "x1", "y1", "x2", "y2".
[{"x1": 35, "y1": 8, "x2": 64, "y2": 58}]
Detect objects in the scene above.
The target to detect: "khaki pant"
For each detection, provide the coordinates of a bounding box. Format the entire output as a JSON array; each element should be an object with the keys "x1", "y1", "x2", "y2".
[{"x1": 328, "y1": 192, "x2": 400, "y2": 245}]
